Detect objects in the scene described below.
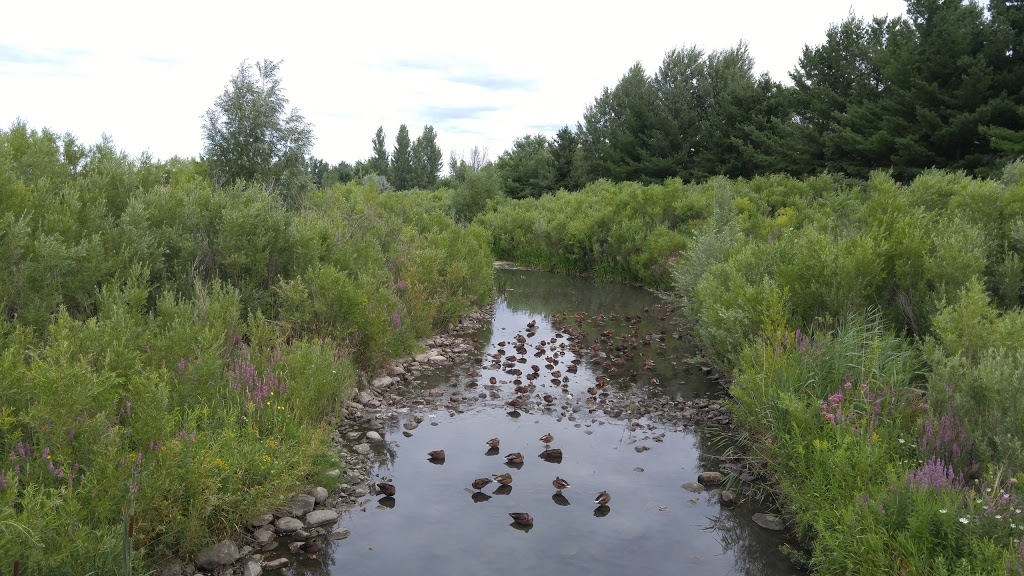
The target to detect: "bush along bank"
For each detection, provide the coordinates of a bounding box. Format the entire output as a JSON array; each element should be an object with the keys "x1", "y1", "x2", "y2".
[
  {"x1": 481, "y1": 163, "x2": 1024, "y2": 573},
  {"x1": 0, "y1": 125, "x2": 494, "y2": 574}
]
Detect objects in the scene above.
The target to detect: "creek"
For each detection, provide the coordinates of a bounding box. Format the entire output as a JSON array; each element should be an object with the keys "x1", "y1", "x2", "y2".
[{"x1": 268, "y1": 267, "x2": 803, "y2": 575}]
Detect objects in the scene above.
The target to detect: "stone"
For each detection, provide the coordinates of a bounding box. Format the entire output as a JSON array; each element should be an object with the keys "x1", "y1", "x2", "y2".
[
  {"x1": 697, "y1": 471, "x2": 725, "y2": 486},
  {"x1": 752, "y1": 513, "x2": 786, "y2": 531},
  {"x1": 194, "y1": 540, "x2": 240, "y2": 571},
  {"x1": 387, "y1": 364, "x2": 406, "y2": 377},
  {"x1": 680, "y1": 482, "x2": 705, "y2": 493},
  {"x1": 292, "y1": 529, "x2": 310, "y2": 540},
  {"x1": 357, "y1": 391, "x2": 376, "y2": 405},
  {"x1": 155, "y1": 561, "x2": 185, "y2": 576},
  {"x1": 311, "y1": 486, "x2": 329, "y2": 504},
  {"x1": 305, "y1": 509, "x2": 340, "y2": 527},
  {"x1": 352, "y1": 443, "x2": 371, "y2": 455},
  {"x1": 345, "y1": 432, "x2": 362, "y2": 442},
  {"x1": 364, "y1": 431, "x2": 383, "y2": 443},
  {"x1": 326, "y1": 469, "x2": 342, "y2": 478},
  {"x1": 403, "y1": 420, "x2": 419, "y2": 431},
  {"x1": 371, "y1": 375, "x2": 393, "y2": 389},
  {"x1": 252, "y1": 527, "x2": 275, "y2": 545},
  {"x1": 414, "y1": 353, "x2": 431, "y2": 363},
  {"x1": 248, "y1": 513, "x2": 273, "y2": 528},
  {"x1": 274, "y1": 516, "x2": 303, "y2": 534},
  {"x1": 263, "y1": 558, "x2": 289, "y2": 570},
  {"x1": 279, "y1": 494, "x2": 316, "y2": 517},
  {"x1": 429, "y1": 355, "x2": 447, "y2": 363},
  {"x1": 330, "y1": 527, "x2": 352, "y2": 540},
  {"x1": 242, "y1": 561, "x2": 263, "y2": 576},
  {"x1": 720, "y1": 490, "x2": 737, "y2": 506}
]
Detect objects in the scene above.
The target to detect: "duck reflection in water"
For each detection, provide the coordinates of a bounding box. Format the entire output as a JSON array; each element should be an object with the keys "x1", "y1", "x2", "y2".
[
  {"x1": 485, "y1": 446, "x2": 500, "y2": 456},
  {"x1": 593, "y1": 505, "x2": 611, "y2": 517},
  {"x1": 493, "y1": 484, "x2": 513, "y2": 496},
  {"x1": 472, "y1": 491, "x2": 492, "y2": 503},
  {"x1": 378, "y1": 496, "x2": 396, "y2": 509},
  {"x1": 552, "y1": 493, "x2": 571, "y2": 507}
]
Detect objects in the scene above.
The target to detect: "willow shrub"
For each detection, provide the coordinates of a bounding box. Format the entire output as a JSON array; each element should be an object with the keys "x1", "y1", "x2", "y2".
[{"x1": 0, "y1": 125, "x2": 494, "y2": 572}]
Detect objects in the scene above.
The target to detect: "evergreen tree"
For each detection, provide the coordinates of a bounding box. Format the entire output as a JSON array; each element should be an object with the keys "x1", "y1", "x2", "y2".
[
  {"x1": 550, "y1": 125, "x2": 580, "y2": 190},
  {"x1": 390, "y1": 124, "x2": 414, "y2": 190},
  {"x1": 368, "y1": 126, "x2": 389, "y2": 178},
  {"x1": 411, "y1": 125, "x2": 443, "y2": 189},
  {"x1": 495, "y1": 134, "x2": 556, "y2": 199}
]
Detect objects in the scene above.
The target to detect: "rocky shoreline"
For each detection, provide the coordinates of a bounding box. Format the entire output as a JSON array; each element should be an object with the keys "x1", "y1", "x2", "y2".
[{"x1": 161, "y1": 301, "x2": 772, "y2": 576}]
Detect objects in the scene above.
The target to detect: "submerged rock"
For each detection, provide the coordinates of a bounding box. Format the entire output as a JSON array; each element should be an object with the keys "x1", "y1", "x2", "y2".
[
  {"x1": 697, "y1": 471, "x2": 724, "y2": 486},
  {"x1": 752, "y1": 513, "x2": 785, "y2": 531}
]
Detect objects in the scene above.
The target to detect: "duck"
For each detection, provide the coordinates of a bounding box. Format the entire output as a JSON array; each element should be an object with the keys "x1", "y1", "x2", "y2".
[
  {"x1": 486, "y1": 438, "x2": 500, "y2": 449},
  {"x1": 492, "y1": 473, "x2": 513, "y2": 485},
  {"x1": 552, "y1": 476, "x2": 571, "y2": 492},
  {"x1": 509, "y1": 512, "x2": 534, "y2": 526},
  {"x1": 471, "y1": 477, "x2": 493, "y2": 491},
  {"x1": 504, "y1": 452, "x2": 524, "y2": 464},
  {"x1": 594, "y1": 491, "x2": 612, "y2": 506},
  {"x1": 539, "y1": 448, "x2": 563, "y2": 460},
  {"x1": 427, "y1": 450, "x2": 446, "y2": 461},
  {"x1": 376, "y1": 481, "x2": 396, "y2": 497},
  {"x1": 299, "y1": 538, "x2": 323, "y2": 558},
  {"x1": 539, "y1": 433, "x2": 554, "y2": 444}
]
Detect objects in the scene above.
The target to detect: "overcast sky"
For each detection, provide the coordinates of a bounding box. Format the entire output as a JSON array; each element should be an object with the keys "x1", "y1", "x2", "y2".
[{"x1": 2, "y1": 1, "x2": 907, "y2": 167}]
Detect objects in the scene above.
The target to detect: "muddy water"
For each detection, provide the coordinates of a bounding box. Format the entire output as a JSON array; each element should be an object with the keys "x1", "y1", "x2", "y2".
[{"x1": 280, "y1": 268, "x2": 803, "y2": 576}]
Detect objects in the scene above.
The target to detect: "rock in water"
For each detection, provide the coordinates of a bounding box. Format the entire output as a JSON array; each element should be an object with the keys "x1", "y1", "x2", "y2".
[
  {"x1": 194, "y1": 540, "x2": 240, "y2": 571},
  {"x1": 752, "y1": 513, "x2": 785, "y2": 531}
]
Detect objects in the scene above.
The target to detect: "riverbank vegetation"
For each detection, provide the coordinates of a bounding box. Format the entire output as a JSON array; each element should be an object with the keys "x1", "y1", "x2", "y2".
[
  {"x1": 477, "y1": 164, "x2": 1024, "y2": 573},
  {"x1": 0, "y1": 123, "x2": 493, "y2": 572}
]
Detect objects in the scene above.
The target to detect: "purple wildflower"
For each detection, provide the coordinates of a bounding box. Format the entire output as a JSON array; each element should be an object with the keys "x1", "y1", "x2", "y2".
[{"x1": 906, "y1": 456, "x2": 966, "y2": 492}]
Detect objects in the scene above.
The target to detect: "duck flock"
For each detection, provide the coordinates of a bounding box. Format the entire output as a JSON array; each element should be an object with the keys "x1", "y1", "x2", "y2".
[{"x1": 372, "y1": 308, "x2": 679, "y2": 530}]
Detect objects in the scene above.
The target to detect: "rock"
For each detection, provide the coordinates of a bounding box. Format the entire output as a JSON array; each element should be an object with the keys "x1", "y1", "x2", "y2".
[
  {"x1": 248, "y1": 513, "x2": 273, "y2": 528},
  {"x1": 243, "y1": 561, "x2": 263, "y2": 576},
  {"x1": 263, "y1": 558, "x2": 289, "y2": 570},
  {"x1": 330, "y1": 527, "x2": 352, "y2": 540},
  {"x1": 698, "y1": 471, "x2": 725, "y2": 486},
  {"x1": 274, "y1": 516, "x2": 304, "y2": 534},
  {"x1": 311, "y1": 486, "x2": 329, "y2": 504},
  {"x1": 357, "y1": 391, "x2": 376, "y2": 405},
  {"x1": 352, "y1": 443, "x2": 371, "y2": 455},
  {"x1": 634, "y1": 445, "x2": 651, "y2": 453},
  {"x1": 155, "y1": 561, "x2": 185, "y2": 576},
  {"x1": 371, "y1": 375, "x2": 393, "y2": 388},
  {"x1": 194, "y1": 540, "x2": 240, "y2": 571},
  {"x1": 305, "y1": 509, "x2": 340, "y2": 527},
  {"x1": 364, "y1": 431, "x2": 383, "y2": 443},
  {"x1": 252, "y1": 527, "x2": 275, "y2": 545},
  {"x1": 720, "y1": 490, "x2": 737, "y2": 506},
  {"x1": 386, "y1": 364, "x2": 406, "y2": 377},
  {"x1": 345, "y1": 431, "x2": 362, "y2": 442},
  {"x1": 428, "y1": 355, "x2": 447, "y2": 363},
  {"x1": 279, "y1": 494, "x2": 316, "y2": 517},
  {"x1": 752, "y1": 513, "x2": 786, "y2": 531},
  {"x1": 403, "y1": 420, "x2": 419, "y2": 431},
  {"x1": 414, "y1": 353, "x2": 431, "y2": 363},
  {"x1": 292, "y1": 529, "x2": 310, "y2": 540},
  {"x1": 326, "y1": 469, "x2": 342, "y2": 478},
  {"x1": 680, "y1": 482, "x2": 705, "y2": 493}
]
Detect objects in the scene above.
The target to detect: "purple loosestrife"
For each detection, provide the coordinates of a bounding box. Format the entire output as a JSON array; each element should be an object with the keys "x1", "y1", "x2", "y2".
[
  {"x1": 906, "y1": 456, "x2": 966, "y2": 492},
  {"x1": 230, "y1": 349, "x2": 286, "y2": 410},
  {"x1": 390, "y1": 312, "x2": 402, "y2": 329},
  {"x1": 0, "y1": 473, "x2": 6, "y2": 490}
]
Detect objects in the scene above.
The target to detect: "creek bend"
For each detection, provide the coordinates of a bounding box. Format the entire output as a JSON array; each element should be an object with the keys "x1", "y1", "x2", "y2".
[{"x1": 267, "y1": 268, "x2": 802, "y2": 576}]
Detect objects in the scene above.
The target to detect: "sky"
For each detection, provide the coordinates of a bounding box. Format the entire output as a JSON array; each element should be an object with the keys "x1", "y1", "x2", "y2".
[{"x1": 1, "y1": 0, "x2": 908, "y2": 168}]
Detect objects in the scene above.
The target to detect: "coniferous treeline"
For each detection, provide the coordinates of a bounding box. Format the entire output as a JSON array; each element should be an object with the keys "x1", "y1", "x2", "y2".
[{"x1": 489, "y1": 0, "x2": 1024, "y2": 197}]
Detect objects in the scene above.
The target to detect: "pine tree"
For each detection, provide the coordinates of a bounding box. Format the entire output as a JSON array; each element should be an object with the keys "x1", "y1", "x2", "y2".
[
  {"x1": 390, "y1": 124, "x2": 414, "y2": 190},
  {"x1": 411, "y1": 125, "x2": 443, "y2": 189},
  {"x1": 368, "y1": 127, "x2": 389, "y2": 178}
]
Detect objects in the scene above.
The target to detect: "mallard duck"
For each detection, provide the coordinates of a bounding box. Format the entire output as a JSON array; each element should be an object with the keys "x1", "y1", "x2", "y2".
[
  {"x1": 376, "y1": 481, "x2": 396, "y2": 497},
  {"x1": 504, "y1": 452, "x2": 524, "y2": 464},
  {"x1": 552, "y1": 476, "x2": 571, "y2": 492},
  {"x1": 509, "y1": 512, "x2": 534, "y2": 526},
  {"x1": 492, "y1": 472, "x2": 513, "y2": 485},
  {"x1": 486, "y1": 437, "x2": 500, "y2": 449},
  {"x1": 539, "y1": 448, "x2": 563, "y2": 460},
  {"x1": 539, "y1": 433, "x2": 554, "y2": 444},
  {"x1": 594, "y1": 491, "x2": 612, "y2": 506},
  {"x1": 427, "y1": 450, "x2": 445, "y2": 461},
  {"x1": 471, "y1": 477, "x2": 493, "y2": 491},
  {"x1": 299, "y1": 538, "x2": 323, "y2": 557}
]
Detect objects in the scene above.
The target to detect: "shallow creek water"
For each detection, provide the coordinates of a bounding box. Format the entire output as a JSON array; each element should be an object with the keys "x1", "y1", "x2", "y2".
[{"x1": 276, "y1": 268, "x2": 803, "y2": 575}]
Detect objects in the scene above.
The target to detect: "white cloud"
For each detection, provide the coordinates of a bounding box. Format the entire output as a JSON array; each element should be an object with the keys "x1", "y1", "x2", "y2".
[{"x1": 1, "y1": 0, "x2": 907, "y2": 165}]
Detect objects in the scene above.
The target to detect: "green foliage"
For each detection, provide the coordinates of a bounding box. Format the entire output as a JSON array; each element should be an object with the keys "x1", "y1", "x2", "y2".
[
  {"x1": 368, "y1": 126, "x2": 390, "y2": 179},
  {"x1": 411, "y1": 125, "x2": 443, "y2": 189},
  {"x1": 202, "y1": 60, "x2": 314, "y2": 204},
  {"x1": 495, "y1": 134, "x2": 556, "y2": 199},
  {"x1": 447, "y1": 165, "x2": 504, "y2": 223},
  {"x1": 0, "y1": 123, "x2": 493, "y2": 573}
]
